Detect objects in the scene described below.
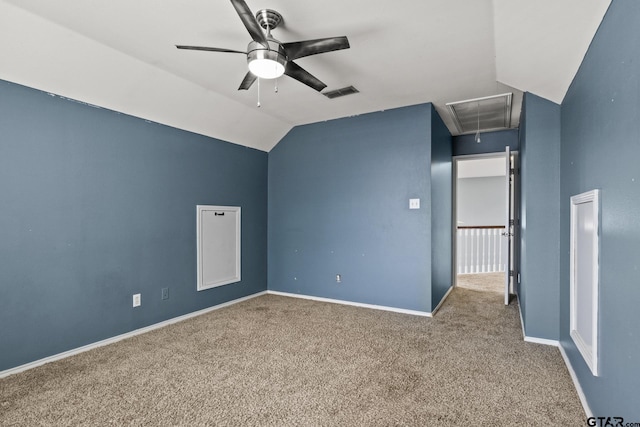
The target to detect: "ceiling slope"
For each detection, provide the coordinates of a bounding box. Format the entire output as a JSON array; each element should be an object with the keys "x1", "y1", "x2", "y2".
[
  {"x1": 0, "y1": 2, "x2": 291, "y2": 151},
  {"x1": 0, "y1": 0, "x2": 610, "y2": 151},
  {"x1": 494, "y1": 0, "x2": 611, "y2": 104}
]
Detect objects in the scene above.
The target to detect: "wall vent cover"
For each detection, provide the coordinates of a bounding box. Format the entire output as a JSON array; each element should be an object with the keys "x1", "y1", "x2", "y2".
[
  {"x1": 323, "y1": 86, "x2": 359, "y2": 99},
  {"x1": 446, "y1": 93, "x2": 513, "y2": 134}
]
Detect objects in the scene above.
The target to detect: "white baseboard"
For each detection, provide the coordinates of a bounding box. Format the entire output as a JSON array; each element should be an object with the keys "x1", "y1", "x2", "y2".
[
  {"x1": 559, "y1": 344, "x2": 593, "y2": 418},
  {"x1": 522, "y1": 335, "x2": 593, "y2": 417},
  {"x1": 523, "y1": 336, "x2": 560, "y2": 346},
  {"x1": 517, "y1": 294, "x2": 527, "y2": 339},
  {"x1": 0, "y1": 290, "x2": 267, "y2": 379},
  {"x1": 431, "y1": 286, "x2": 453, "y2": 316},
  {"x1": 515, "y1": 296, "x2": 591, "y2": 417},
  {"x1": 516, "y1": 295, "x2": 559, "y2": 346},
  {"x1": 266, "y1": 290, "x2": 432, "y2": 317}
]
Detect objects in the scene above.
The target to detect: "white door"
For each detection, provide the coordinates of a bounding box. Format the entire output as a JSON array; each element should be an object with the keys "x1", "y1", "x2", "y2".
[{"x1": 502, "y1": 147, "x2": 512, "y2": 305}]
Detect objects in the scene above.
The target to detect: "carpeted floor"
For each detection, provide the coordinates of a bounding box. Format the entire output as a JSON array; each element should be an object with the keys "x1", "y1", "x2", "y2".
[
  {"x1": 457, "y1": 272, "x2": 505, "y2": 294},
  {"x1": 0, "y1": 289, "x2": 585, "y2": 426}
]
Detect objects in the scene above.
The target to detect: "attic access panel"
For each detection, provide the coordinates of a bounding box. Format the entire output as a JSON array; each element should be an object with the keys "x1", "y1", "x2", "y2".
[
  {"x1": 197, "y1": 205, "x2": 241, "y2": 291},
  {"x1": 446, "y1": 93, "x2": 513, "y2": 134}
]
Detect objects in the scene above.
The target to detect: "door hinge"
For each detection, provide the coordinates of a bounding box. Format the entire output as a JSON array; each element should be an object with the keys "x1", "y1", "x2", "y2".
[{"x1": 509, "y1": 270, "x2": 515, "y2": 277}]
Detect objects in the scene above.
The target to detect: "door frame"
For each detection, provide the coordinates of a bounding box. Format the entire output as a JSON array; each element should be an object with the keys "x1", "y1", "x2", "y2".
[{"x1": 452, "y1": 151, "x2": 520, "y2": 300}]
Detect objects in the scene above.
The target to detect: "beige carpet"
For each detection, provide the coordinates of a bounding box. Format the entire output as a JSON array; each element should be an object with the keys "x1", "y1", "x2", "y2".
[
  {"x1": 457, "y1": 272, "x2": 505, "y2": 294},
  {"x1": 0, "y1": 289, "x2": 585, "y2": 426}
]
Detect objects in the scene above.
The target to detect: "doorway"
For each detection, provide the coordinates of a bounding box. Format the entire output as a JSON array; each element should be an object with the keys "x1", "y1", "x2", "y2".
[{"x1": 453, "y1": 150, "x2": 518, "y2": 304}]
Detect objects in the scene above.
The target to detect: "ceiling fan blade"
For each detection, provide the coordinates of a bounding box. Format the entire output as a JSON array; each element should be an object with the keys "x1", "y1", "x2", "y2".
[
  {"x1": 230, "y1": 0, "x2": 268, "y2": 47},
  {"x1": 284, "y1": 61, "x2": 327, "y2": 92},
  {"x1": 282, "y1": 36, "x2": 350, "y2": 60},
  {"x1": 238, "y1": 72, "x2": 257, "y2": 90},
  {"x1": 176, "y1": 45, "x2": 247, "y2": 54}
]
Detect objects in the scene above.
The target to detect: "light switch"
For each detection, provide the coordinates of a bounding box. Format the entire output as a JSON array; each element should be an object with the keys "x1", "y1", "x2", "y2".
[{"x1": 409, "y1": 198, "x2": 420, "y2": 209}]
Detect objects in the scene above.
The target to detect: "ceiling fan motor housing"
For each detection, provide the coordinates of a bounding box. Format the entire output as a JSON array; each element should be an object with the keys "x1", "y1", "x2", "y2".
[{"x1": 256, "y1": 9, "x2": 283, "y2": 31}]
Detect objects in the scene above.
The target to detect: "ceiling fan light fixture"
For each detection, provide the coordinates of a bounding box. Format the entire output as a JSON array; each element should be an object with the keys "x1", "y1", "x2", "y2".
[
  {"x1": 248, "y1": 58, "x2": 285, "y2": 79},
  {"x1": 247, "y1": 41, "x2": 286, "y2": 79}
]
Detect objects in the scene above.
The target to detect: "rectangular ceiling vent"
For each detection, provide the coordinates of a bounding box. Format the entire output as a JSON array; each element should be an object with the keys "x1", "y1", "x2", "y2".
[
  {"x1": 323, "y1": 86, "x2": 359, "y2": 99},
  {"x1": 446, "y1": 93, "x2": 513, "y2": 134}
]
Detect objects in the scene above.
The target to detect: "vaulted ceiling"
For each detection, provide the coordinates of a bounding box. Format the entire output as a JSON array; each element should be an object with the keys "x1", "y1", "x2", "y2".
[{"x1": 0, "y1": 0, "x2": 610, "y2": 151}]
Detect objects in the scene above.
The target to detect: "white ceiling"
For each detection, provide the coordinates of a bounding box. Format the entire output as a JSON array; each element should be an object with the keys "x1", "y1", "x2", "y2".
[{"x1": 0, "y1": 0, "x2": 610, "y2": 152}]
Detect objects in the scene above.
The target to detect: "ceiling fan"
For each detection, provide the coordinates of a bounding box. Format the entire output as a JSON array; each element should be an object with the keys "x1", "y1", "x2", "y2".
[{"x1": 176, "y1": 0, "x2": 350, "y2": 92}]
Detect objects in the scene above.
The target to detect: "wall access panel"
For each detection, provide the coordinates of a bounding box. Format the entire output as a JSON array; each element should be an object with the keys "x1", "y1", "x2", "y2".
[
  {"x1": 197, "y1": 205, "x2": 241, "y2": 291},
  {"x1": 569, "y1": 190, "x2": 600, "y2": 376}
]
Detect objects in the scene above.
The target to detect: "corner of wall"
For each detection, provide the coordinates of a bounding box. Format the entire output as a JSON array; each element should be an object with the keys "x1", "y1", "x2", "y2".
[
  {"x1": 430, "y1": 107, "x2": 453, "y2": 310},
  {"x1": 519, "y1": 92, "x2": 561, "y2": 341},
  {"x1": 267, "y1": 105, "x2": 435, "y2": 313}
]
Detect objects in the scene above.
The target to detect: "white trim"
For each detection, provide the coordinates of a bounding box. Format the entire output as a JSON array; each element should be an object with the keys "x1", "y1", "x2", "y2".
[
  {"x1": 431, "y1": 286, "x2": 453, "y2": 316},
  {"x1": 266, "y1": 291, "x2": 432, "y2": 317},
  {"x1": 517, "y1": 295, "x2": 560, "y2": 346},
  {"x1": 569, "y1": 189, "x2": 600, "y2": 376},
  {"x1": 0, "y1": 291, "x2": 267, "y2": 379},
  {"x1": 452, "y1": 151, "x2": 519, "y2": 303},
  {"x1": 523, "y1": 336, "x2": 560, "y2": 347},
  {"x1": 559, "y1": 344, "x2": 594, "y2": 418},
  {"x1": 517, "y1": 294, "x2": 527, "y2": 339}
]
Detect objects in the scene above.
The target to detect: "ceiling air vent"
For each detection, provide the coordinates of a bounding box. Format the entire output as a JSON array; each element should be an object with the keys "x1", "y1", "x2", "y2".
[
  {"x1": 323, "y1": 86, "x2": 359, "y2": 99},
  {"x1": 446, "y1": 93, "x2": 513, "y2": 134}
]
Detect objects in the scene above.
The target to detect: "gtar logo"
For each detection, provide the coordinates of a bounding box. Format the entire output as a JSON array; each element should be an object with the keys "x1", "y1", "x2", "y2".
[{"x1": 587, "y1": 417, "x2": 624, "y2": 427}]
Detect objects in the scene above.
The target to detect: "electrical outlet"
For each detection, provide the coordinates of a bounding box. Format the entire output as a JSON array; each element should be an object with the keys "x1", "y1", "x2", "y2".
[
  {"x1": 133, "y1": 293, "x2": 141, "y2": 307},
  {"x1": 161, "y1": 287, "x2": 169, "y2": 300}
]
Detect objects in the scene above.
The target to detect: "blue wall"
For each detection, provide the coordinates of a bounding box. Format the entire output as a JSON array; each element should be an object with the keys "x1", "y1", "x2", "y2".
[
  {"x1": 0, "y1": 80, "x2": 268, "y2": 371},
  {"x1": 268, "y1": 104, "x2": 440, "y2": 312},
  {"x1": 560, "y1": 0, "x2": 640, "y2": 418},
  {"x1": 519, "y1": 92, "x2": 561, "y2": 340},
  {"x1": 453, "y1": 129, "x2": 519, "y2": 157},
  {"x1": 430, "y1": 108, "x2": 453, "y2": 309}
]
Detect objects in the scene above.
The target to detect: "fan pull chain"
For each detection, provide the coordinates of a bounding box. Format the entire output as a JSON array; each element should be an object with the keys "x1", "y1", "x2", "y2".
[
  {"x1": 275, "y1": 78, "x2": 278, "y2": 94},
  {"x1": 257, "y1": 77, "x2": 261, "y2": 108}
]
